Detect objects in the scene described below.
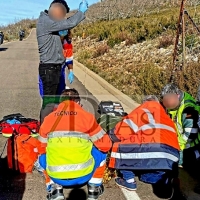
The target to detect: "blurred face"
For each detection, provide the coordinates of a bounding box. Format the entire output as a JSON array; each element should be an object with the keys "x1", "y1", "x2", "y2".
[
  {"x1": 49, "y1": 4, "x2": 66, "y2": 21},
  {"x1": 162, "y1": 94, "x2": 180, "y2": 110}
]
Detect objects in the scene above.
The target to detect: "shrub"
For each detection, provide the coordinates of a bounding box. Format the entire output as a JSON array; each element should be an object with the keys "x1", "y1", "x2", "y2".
[
  {"x1": 77, "y1": 50, "x2": 92, "y2": 62},
  {"x1": 173, "y1": 62, "x2": 200, "y2": 98},
  {"x1": 93, "y1": 44, "x2": 109, "y2": 58},
  {"x1": 74, "y1": 7, "x2": 180, "y2": 48},
  {"x1": 158, "y1": 35, "x2": 174, "y2": 48}
]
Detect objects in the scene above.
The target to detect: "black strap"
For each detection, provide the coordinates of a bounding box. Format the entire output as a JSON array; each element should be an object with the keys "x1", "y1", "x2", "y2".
[{"x1": 108, "y1": 129, "x2": 121, "y2": 142}]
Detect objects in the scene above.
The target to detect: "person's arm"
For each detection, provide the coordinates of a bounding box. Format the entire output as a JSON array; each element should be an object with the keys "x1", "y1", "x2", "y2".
[
  {"x1": 47, "y1": 11, "x2": 85, "y2": 33},
  {"x1": 67, "y1": 63, "x2": 73, "y2": 70},
  {"x1": 88, "y1": 116, "x2": 112, "y2": 153},
  {"x1": 182, "y1": 107, "x2": 199, "y2": 147}
]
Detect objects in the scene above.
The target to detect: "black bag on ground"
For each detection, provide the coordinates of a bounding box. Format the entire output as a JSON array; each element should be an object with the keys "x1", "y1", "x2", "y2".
[{"x1": 97, "y1": 101, "x2": 127, "y2": 132}]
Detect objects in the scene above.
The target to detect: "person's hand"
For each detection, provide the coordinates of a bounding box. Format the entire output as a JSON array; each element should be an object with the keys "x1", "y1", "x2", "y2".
[
  {"x1": 79, "y1": 0, "x2": 88, "y2": 13},
  {"x1": 59, "y1": 30, "x2": 68, "y2": 37},
  {"x1": 178, "y1": 150, "x2": 183, "y2": 167},
  {"x1": 68, "y1": 70, "x2": 74, "y2": 84}
]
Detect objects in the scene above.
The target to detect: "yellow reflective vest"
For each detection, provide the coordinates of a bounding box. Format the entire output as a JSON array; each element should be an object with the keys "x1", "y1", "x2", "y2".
[{"x1": 168, "y1": 92, "x2": 200, "y2": 150}]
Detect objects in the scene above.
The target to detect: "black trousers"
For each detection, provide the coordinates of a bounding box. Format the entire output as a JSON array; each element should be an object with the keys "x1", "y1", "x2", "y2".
[{"x1": 39, "y1": 63, "x2": 62, "y2": 123}]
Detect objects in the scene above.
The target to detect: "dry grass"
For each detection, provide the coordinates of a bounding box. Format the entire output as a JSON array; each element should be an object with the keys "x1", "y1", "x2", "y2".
[
  {"x1": 158, "y1": 35, "x2": 174, "y2": 49},
  {"x1": 93, "y1": 44, "x2": 110, "y2": 58},
  {"x1": 0, "y1": 19, "x2": 36, "y2": 42}
]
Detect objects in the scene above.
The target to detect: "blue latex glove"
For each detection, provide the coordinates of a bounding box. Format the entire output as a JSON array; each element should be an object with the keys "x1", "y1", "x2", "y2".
[
  {"x1": 59, "y1": 30, "x2": 68, "y2": 37},
  {"x1": 79, "y1": 0, "x2": 88, "y2": 13},
  {"x1": 68, "y1": 71, "x2": 74, "y2": 84}
]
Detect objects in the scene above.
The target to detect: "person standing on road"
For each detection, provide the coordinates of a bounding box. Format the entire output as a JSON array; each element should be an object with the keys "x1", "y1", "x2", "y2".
[{"x1": 37, "y1": 0, "x2": 88, "y2": 124}]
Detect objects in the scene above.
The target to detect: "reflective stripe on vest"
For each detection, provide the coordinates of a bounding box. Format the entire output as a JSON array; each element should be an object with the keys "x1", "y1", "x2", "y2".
[
  {"x1": 90, "y1": 129, "x2": 106, "y2": 142},
  {"x1": 184, "y1": 128, "x2": 198, "y2": 134},
  {"x1": 48, "y1": 131, "x2": 89, "y2": 140},
  {"x1": 123, "y1": 119, "x2": 139, "y2": 132},
  {"x1": 47, "y1": 157, "x2": 93, "y2": 172},
  {"x1": 48, "y1": 129, "x2": 106, "y2": 142},
  {"x1": 124, "y1": 109, "x2": 176, "y2": 134},
  {"x1": 38, "y1": 135, "x2": 48, "y2": 143},
  {"x1": 111, "y1": 152, "x2": 179, "y2": 162}
]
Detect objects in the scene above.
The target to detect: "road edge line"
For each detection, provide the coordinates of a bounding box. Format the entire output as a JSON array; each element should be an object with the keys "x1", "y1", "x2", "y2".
[{"x1": 120, "y1": 188, "x2": 141, "y2": 200}]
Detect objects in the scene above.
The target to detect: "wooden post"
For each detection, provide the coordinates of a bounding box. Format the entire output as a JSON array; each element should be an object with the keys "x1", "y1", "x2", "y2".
[{"x1": 182, "y1": 9, "x2": 186, "y2": 71}]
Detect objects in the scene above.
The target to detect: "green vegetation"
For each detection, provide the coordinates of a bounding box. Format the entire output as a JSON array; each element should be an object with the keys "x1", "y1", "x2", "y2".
[
  {"x1": 75, "y1": 5, "x2": 200, "y2": 103},
  {"x1": 74, "y1": 8, "x2": 179, "y2": 47}
]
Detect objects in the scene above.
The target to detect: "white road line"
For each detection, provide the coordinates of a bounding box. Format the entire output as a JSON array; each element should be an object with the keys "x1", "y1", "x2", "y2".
[{"x1": 120, "y1": 188, "x2": 141, "y2": 200}]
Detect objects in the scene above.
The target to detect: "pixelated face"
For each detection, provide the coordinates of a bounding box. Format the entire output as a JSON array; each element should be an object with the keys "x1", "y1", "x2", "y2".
[
  {"x1": 162, "y1": 93, "x2": 180, "y2": 110},
  {"x1": 50, "y1": 5, "x2": 66, "y2": 21}
]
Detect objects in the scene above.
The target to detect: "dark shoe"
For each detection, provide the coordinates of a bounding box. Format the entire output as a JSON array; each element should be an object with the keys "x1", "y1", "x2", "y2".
[
  {"x1": 170, "y1": 190, "x2": 187, "y2": 200},
  {"x1": 47, "y1": 188, "x2": 65, "y2": 200},
  {"x1": 87, "y1": 184, "x2": 104, "y2": 200},
  {"x1": 115, "y1": 177, "x2": 137, "y2": 191},
  {"x1": 194, "y1": 183, "x2": 200, "y2": 194},
  {"x1": 170, "y1": 178, "x2": 187, "y2": 200}
]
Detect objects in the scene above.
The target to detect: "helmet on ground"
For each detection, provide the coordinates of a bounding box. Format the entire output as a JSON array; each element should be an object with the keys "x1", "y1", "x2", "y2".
[{"x1": 161, "y1": 83, "x2": 181, "y2": 98}]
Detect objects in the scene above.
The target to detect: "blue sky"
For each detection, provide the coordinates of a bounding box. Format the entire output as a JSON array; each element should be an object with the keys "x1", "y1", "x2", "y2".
[{"x1": 0, "y1": 0, "x2": 99, "y2": 25}]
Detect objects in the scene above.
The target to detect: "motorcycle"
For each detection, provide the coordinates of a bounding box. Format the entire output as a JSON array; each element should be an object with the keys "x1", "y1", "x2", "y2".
[{"x1": 19, "y1": 30, "x2": 25, "y2": 41}]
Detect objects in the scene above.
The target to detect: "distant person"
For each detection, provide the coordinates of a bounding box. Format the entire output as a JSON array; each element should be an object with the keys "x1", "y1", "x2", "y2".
[
  {"x1": 19, "y1": 30, "x2": 25, "y2": 41},
  {"x1": 0, "y1": 31, "x2": 4, "y2": 44},
  {"x1": 37, "y1": 0, "x2": 88, "y2": 124}
]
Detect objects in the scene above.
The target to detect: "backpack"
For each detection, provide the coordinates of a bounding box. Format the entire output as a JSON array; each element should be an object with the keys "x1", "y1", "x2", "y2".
[
  {"x1": 0, "y1": 113, "x2": 40, "y2": 173},
  {"x1": 97, "y1": 114, "x2": 123, "y2": 133},
  {"x1": 97, "y1": 101, "x2": 127, "y2": 132},
  {"x1": 7, "y1": 134, "x2": 40, "y2": 173}
]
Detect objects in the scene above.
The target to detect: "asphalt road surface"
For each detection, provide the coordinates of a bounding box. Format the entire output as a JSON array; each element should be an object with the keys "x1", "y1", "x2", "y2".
[{"x1": 0, "y1": 29, "x2": 200, "y2": 200}]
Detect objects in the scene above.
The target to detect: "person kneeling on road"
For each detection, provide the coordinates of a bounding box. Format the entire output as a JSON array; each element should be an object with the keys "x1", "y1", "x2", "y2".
[
  {"x1": 161, "y1": 83, "x2": 200, "y2": 195},
  {"x1": 107, "y1": 95, "x2": 180, "y2": 198},
  {"x1": 36, "y1": 88, "x2": 112, "y2": 200}
]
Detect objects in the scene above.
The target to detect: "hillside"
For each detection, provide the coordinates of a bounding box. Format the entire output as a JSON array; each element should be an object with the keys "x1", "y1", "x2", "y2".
[
  {"x1": 73, "y1": 3, "x2": 200, "y2": 102},
  {"x1": 0, "y1": 19, "x2": 36, "y2": 42}
]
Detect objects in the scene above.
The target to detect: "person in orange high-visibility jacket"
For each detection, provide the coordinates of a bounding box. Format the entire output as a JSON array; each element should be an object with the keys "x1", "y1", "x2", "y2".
[
  {"x1": 108, "y1": 95, "x2": 180, "y2": 195},
  {"x1": 37, "y1": 88, "x2": 112, "y2": 200}
]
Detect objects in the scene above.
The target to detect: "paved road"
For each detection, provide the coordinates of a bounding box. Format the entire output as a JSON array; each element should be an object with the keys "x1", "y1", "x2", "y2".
[{"x1": 0, "y1": 29, "x2": 199, "y2": 200}]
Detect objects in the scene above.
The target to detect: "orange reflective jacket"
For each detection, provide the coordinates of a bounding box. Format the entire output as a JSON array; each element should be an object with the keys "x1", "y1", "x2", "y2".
[
  {"x1": 38, "y1": 101, "x2": 112, "y2": 155},
  {"x1": 109, "y1": 101, "x2": 180, "y2": 170}
]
